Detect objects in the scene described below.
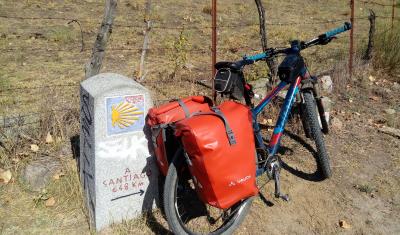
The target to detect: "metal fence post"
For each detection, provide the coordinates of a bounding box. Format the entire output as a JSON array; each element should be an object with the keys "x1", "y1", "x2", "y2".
[
  {"x1": 349, "y1": 0, "x2": 355, "y2": 77},
  {"x1": 392, "y1": 0, "x2": 396, "y2": 30},
  {"x1": 211, "y1": 0, "x2": 217, "y2": 102}
]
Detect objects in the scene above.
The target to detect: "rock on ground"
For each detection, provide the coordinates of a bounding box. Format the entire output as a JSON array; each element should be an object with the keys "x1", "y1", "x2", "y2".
[
  {"x1": 320, "y1": 75, "x2": 333, "y2": 93},
  {"x1": 22, "y1": 156, "x2": 62, "y2": 191}
]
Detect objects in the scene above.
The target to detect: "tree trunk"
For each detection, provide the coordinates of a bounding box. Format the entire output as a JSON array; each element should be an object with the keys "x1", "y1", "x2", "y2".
[
  {"x1": 138, "y1": 0, "x2": 152, "y2": 81},
  {"x1": 85, "y1": 0, "x2": 118, "y2": 79},
  {"x1": 363, "y1": 9, "x2": 375, "y2": 61},
  {"x1": 254, "y1": 0, "x2": 277, "y2": 85}
]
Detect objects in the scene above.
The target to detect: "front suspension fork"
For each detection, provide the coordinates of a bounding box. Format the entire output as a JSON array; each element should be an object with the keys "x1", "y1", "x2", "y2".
[{"x1": 299, "y1": 79, "x2": 329, "y2": 135}]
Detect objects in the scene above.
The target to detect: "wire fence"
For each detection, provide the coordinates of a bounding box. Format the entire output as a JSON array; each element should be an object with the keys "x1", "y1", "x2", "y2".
[
  {"x1": 0, "y1": 0, "x2": 398, "y2": 129},
  {"x1": 0, "y1": 15, "x2": 396, "y2": 55},
  {"x1": 360, "y1": 0, "x2": 395, "y2": 7}
]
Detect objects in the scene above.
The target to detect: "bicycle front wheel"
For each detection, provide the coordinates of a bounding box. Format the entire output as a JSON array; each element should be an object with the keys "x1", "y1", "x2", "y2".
[
  {"x1": 301, "y1": 91, "x2": 332, "y2": 179},
  {"x1": 163, "y1": 149, "x2": 253, "y2": 235}
]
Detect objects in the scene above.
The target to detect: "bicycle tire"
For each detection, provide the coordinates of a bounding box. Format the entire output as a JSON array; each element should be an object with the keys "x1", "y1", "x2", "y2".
[
  {"x1": 299, "y1": 104, "x2": 312, "y2": 138},
  {"x1": 163, "y1": 149, "x2": 253, "y2": 235},
  {"x1": 315, "y1": 97, "x2": 329, "y2": 134},
  {"x1": 301, "y1": 91, "x2": 332, "y2": 179}
]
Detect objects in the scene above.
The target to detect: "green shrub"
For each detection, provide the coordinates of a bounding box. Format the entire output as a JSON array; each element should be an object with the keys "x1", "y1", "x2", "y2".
[
  {"x1": 45, "y1": 25, "x2": 76, "y2": 43},
  {"x1": 373, "y1": 25, "x2": 400, "y2": 79}
]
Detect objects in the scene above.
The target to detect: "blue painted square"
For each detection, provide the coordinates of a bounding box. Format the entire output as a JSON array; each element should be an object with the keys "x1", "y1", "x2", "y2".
[{"x1": 106, "y1": 94, "x2": 145, "y2": 136}]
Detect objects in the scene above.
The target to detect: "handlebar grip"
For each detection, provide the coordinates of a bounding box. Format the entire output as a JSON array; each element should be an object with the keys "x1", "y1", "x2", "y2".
[
  {"x1": 245, "y1": 52, "x2": 267, "y2": 62},
  {"x1": 325, "y1": 22, "x2": 352, "y2": 38}
]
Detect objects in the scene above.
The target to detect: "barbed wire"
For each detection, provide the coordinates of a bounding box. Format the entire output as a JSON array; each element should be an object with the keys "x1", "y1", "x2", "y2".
[
  {"x1": 375, "y1": 15, "x2": 400, "y2": 20},
  {"x1": 3, "y1": 107, "x2": 77, "y2": 119},
  {"x1": 359, "y1": 0, "x2": 394, "y2": 7},
  {"x1": 0, "y1": 14, "x2": 370, "y2": 30},
  {"x1": 0, "y1": 44, "x2": 263, "y2": 54},
  {"x1": 0, "y1": 75, "x2": 206, "y2": 93},
  {"x1": 0, "y1": 46, "x2": 203, "y2": 53},
  {"x1": 0, "y1": 83, "x2": 80, "y2": 92},
  {"x1": 0, "y1": 23, "x2": 394, "y2": 93},
  {"x1": 0, "y1": 6, "x2": 397, "y2": 129}
]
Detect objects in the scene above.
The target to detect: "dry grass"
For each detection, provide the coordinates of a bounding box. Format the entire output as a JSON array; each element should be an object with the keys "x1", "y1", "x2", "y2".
[
  {"x1": 109, "y1": 210, "x2": 170, "y2": 235},
  {"x1": 372, "y1": 25, "x2": 400, "y2": 79},
  {"x1": 0, "y1": 157, "x2": 89, "y2": 235},
  {"x1": 0, "y1": 0, "x2": 398, "y2": 234}
]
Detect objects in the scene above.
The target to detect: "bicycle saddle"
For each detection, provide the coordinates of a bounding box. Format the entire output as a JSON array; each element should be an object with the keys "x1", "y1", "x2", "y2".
[{"x1": 215, "y1": 61, "x2": 242, "y2": 70}]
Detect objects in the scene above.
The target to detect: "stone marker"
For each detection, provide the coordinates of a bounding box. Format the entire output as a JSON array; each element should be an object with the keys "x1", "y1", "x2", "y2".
[{"x1": 80, "y1": 73, "x2": 158, "y2": 231}]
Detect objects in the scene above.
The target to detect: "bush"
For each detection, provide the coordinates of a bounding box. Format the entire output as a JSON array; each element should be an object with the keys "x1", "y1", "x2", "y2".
[
  {"x1": 45, "y1": 25, "x2": 77, "y2": 43},
  {"x1": 372, "y1": 25, "x2": 400, "y2": 79}
]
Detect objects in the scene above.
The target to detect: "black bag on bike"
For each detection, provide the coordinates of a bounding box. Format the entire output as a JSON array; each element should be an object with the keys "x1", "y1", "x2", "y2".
[
  {"x1": 278, "y1": 54, "x2": 305, "y2": 83},
  {"x1": 214, "y1": 66, "x2": 245, "y2": 100}
]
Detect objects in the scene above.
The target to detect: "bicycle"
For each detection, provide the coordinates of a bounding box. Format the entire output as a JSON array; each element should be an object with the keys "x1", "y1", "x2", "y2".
[{"x1": 163, "y1": 22, "x2": 352, "y2": 235}]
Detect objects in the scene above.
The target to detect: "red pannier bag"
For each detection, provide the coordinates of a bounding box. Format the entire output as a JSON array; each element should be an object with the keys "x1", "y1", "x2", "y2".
[
  {"x1": 147, "y1": 96, "x2": 213, "y2": 176},
  {"x1": 175, "y1": 101, "x2": 258, "y2": 209}
]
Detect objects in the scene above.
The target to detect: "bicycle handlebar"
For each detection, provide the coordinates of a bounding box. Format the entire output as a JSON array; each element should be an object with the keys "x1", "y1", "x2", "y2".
[
  {"x1": 236, "y1": 22, "x2": 352, "y2": 67},
  {"x1": 325, "y1": 22, "x2": 352, "y2": 38},
  {"x1": 245, "y1": 52, "x2": 268, "y2": 62}
]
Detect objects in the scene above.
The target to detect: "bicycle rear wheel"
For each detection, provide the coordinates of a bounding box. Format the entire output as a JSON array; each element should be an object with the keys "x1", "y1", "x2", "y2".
[
  {"x1": 163, "y1": 149, "x2": 253, "y2": 235},
  {"x1": 301, "y1": 91, "x2": 332, "y2": 179}
]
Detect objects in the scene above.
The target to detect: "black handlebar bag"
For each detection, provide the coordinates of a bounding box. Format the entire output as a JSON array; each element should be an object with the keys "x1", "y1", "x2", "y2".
[{"x1": 277, "y1": 54, "x2": 305, "y2": 83}]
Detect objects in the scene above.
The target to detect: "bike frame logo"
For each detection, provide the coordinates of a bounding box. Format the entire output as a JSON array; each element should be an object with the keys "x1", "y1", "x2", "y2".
[{"x1": 106, "y1": 94, "x2": 145, "y2": 136}]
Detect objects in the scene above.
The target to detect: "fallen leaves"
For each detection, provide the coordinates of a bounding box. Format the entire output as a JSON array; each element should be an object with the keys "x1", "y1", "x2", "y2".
[
  {"x1": 0, "y1": 168, "x2": 12, "y2": 184},
  {"x1": 45, "y1": 132, "x2": 54, "y2": 144},
  {"x1": 52, "y1": 172, "x2": 65, "y2": 180},
  {"x1": 45, "y1": 197, "x2": 56, "y2": 207},
  {"x1": 368, "y1": 75, "x2": 376, "y2": 82},
  {"x1": 260, "y1": 118, "x2": 274, "y2": 125},
  {"x1": 339, "y1": 220, "x2": 351, "y2": 229},
  {"x1": 30, "y1": 144, "x2": 39, "y2": 152}
]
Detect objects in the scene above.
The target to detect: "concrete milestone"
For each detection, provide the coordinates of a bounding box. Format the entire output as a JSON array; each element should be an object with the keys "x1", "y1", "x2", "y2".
[{"x1": 80, "y1": 73, "x2": 158, "y2": 231}]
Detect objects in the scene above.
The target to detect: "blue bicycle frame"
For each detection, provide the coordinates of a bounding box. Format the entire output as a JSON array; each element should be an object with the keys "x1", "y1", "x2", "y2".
[{"x1": 252, "y1": 72, "x2": 310, "y2": 176}]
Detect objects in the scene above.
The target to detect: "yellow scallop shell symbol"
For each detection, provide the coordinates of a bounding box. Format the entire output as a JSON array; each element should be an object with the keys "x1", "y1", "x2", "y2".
[{"x1": 111, "y1": 101, "x2": 143, "y2": 129}]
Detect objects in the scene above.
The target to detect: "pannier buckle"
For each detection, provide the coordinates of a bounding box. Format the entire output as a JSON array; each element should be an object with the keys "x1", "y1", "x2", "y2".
[{"x1": 226, "y1": 129, "x2": 237, "y2": 145}]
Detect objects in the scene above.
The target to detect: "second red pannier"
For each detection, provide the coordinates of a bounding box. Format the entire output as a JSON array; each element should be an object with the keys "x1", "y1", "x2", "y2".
[
  {"x1": 175, "y1": 101, "x2": 258, "y2": 209},
  {"x1": 147, "y1": 96, "x2": 212, "y2": 176}
]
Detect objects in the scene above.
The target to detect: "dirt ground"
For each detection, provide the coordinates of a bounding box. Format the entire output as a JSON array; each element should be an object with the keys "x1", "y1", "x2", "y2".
[
  {"x1": 237, "y1": 80, "x2": 400, "y2": 235},
  {"x1": 0, "y1": 0, "x2": 399, "y2": 234},
  {"x1": 1, "y1": 77, "x2": 399, "y2": 235}
]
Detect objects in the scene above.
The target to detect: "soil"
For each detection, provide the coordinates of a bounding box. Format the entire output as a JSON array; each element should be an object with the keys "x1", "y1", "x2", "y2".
[
  {"x1": 0, "y1": 0, "x2": 399, "y2": 234},
  {"x1": 235, "y1": 80, "x2": 400, "y2": 235}
]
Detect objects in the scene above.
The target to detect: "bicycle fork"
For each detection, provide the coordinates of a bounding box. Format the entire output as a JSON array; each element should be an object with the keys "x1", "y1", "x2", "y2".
[{"x1": 300, "y1": 77, "x2": 330, "y2": 135}]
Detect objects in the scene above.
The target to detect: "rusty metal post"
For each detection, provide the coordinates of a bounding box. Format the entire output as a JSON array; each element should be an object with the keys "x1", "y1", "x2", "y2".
[
  {"x1": 349, "y1": 0, "x2": 354, "y2": 77},
  {"x1": 212, "y1": 0, "x2": 217, "y2": 102},
  {"x1": 392, "y1": 0, "x2": 396, "y2": 30}
]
